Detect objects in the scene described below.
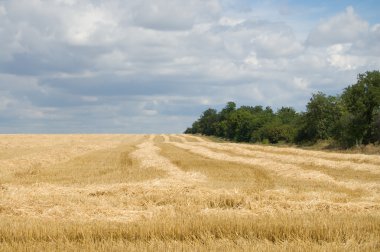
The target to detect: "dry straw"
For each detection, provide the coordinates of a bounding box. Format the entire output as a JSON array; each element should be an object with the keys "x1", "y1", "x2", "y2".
[{"x1": 0, "y1": 134, "x2": 379, "y2": 251}]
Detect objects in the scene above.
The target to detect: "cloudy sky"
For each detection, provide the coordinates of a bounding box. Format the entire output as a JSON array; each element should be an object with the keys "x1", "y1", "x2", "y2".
[{"x1": 1, "y1": 0, "x2": 380, "y2": 133}]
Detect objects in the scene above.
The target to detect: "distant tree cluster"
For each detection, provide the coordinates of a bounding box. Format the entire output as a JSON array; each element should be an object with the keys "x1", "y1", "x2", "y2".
[{"x1": 185, "y1": 71, "x2": 380, "y2": 148}]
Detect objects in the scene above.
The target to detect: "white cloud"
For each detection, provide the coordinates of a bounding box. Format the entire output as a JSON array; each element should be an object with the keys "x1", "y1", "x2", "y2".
[
  {"x1": 81, "y1": 96, "x2": 99, "y2": 102},
  {"x1": 95, "y1": 50, "x2": 130, "y2": 70},
  {"x1": 0, "y1": 95, "x2": 14, "y2": 111},
  {"x1": 325, "y1": 43, "x2": 367, "y2": 71},
  {"x1": 65, "y1": 8, "x2": 117, "y2": 45},
  {"x1": 251, "y1": 30, "x2": 303, "y2": 57},
  {"x1": 293, "y1": 77, "x2": 309, "y2": 90},
  {"x1": 54, "y1": 0, "x2": 77, "y2": 6},
  {"x1": 219, "y1": 16, "x2": 244, "y2": 26},
  {"x1": 327, "y1": 53, "x2": 366, "y2": 71},
  {"x1": 244, "y1": 53, "x2": 260, "y2": 68},
  {"x1": 0, "y1": 5, "x2": 6, "y2": 16},
  {"x1": 0, "y1": 1, "x2": 379, "y2": 133},
  {"x1": 130, "y1": 0, "x2": 221, "y2": 31},
  {"x1": 307, "y1": 6, "x2": 369, "y2": 46},
  {"x1": 326, "y1": 43, "x2": 351, "y2": 54},
  {"x1": 220, "y1": 21, "x2": 304, "y2": 58}
]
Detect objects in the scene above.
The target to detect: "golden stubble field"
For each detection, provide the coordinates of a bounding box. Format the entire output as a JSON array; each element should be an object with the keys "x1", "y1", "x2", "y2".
[{"x1": 0, "y1": 134, "x2": 379, "y2": 251}]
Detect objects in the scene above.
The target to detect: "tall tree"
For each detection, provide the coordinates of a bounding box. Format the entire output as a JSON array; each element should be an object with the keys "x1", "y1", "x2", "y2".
[
  {"x1": 197, "y1": 108, "x2": 218, "y2": 136},
  {"x1": 298, "y1": 92, "x2": 341, "y2": 142},
  {"x1": 374, "y1": 112, "x2": 380, "y2": 142},
  {"x1": 276, "y1": 107, "x2": 300, "y2": 124},
  {"x1": 215, "y1": 102, "x2": 236, "y2": 138},
  {"x1": 226, "y1": 109, "x2": 255, "y2": 142},
  {"x1": 340, "y1": 71, "x2": 380, "y2": 145}
]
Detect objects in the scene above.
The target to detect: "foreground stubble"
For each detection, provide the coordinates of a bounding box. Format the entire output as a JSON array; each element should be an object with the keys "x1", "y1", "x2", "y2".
[{"x1": 0, "y1": 134, "x2": 379, "y2": 251}]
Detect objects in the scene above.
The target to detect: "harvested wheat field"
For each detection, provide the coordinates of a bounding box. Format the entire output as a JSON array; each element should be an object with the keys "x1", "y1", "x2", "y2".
[{"x1": 0, "y1": 134, "x2": 379, "y2": 251}]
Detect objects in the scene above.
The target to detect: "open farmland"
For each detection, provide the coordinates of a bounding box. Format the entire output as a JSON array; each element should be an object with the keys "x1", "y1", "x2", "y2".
[{"x1": 0, "y1": 134, "x2": 379, "y2": 251}]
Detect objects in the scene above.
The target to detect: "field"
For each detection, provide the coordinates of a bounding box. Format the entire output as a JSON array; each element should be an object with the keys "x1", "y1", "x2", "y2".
[{"x1": 0, "y1": 134, "x2": 379, "y2": 251}]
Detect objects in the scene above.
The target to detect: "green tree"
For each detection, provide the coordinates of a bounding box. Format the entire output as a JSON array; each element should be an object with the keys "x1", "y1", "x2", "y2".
[
  {"x1": 215, "y1": 102, "x2": 236, "y2": 138},
  {"x1": 339, "y1": 71, "x2": 380, "y2": 146},
  {"x1": 219, "y1": 102, "x2": 236, "y2": 120},
  {"x1": 252, "y1": 107, "x2": 300, "y2": 144},
  {"x1": 298, "y1": 92, "x2": 341, "y2": 143},
  {"x1": 197, "y1": 108, "x2": 218, "y2": 136},
  {"x1": 184, "y1": 121, "x2": 200, "y2": 134},
  {"x1": 277, "y1": 107, "x2": 299, "y2": 124},
  {"x1": 374, "y1": 111, "x2": 380, "y2": 143},
  {"x1": 249, "y1": 106, "x2": 276, "y2": 143},
  {"x1": 260, "y1": 120, "x2": 295, "y2": 143},
  {"x1": 227, "y1": 109, "x2": 255, "y2": 142},
  {"x1": 185, "y1": 71, "x2": 380, "y2": 147}
]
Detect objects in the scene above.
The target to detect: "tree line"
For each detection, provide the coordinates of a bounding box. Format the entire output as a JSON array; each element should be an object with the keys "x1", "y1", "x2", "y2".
[{"x1": 185, "y1": 71, "x2": 380, "y2": 148}]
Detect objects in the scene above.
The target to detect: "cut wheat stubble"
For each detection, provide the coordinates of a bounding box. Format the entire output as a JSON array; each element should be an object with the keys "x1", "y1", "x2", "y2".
[
  {"x1": 1, "y1": 134, "x2": 380, "y2": 251},
  {"x1": 169, "y1": 141, "x2": 380, "y2": 195}
]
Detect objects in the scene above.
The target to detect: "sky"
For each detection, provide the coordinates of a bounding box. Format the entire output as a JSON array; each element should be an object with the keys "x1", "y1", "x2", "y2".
[{"x1": 0, "y1": 0, "x2": 380, "y2": 133}]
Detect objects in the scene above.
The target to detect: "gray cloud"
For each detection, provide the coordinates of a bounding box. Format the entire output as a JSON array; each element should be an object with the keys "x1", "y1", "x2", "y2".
[
  {"x1": 0, "y1": 1, "x2": 379, "y2": 133},
  {"x1": 130, "y1": 0, "x2": 221, "y2": 31}
]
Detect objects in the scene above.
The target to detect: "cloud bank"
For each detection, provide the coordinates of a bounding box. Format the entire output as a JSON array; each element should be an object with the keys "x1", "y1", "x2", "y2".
[{"x1": 0, "y1": 1, "x2": 379, "y2": 133}]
